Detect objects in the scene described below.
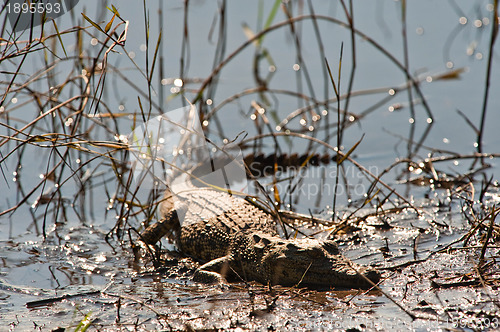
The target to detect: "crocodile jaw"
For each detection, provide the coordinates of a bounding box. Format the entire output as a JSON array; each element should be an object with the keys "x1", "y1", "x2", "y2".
[{"x1": 254, "y1": 235, "x2": 381, "y2": 289}]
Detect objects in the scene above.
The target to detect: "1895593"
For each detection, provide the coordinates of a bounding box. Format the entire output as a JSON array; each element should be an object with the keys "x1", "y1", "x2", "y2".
[{"x1": 4, "y1": 0, "x2": 80, "y2": 33}]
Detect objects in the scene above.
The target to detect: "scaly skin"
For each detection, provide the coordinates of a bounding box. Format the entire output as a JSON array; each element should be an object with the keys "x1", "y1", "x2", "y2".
[{"x1": 140, "y1": 182, "x2": 381, "y2": 289}]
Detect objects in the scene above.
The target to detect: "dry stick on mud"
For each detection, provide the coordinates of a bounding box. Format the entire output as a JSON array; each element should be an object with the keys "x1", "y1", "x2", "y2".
[
  {"x1": 474, "y1": 265, "x2": 500, "y2": 310},
  {"x1": 346, "y1": 261, "x2": 419, "y2": 321},
  {"x1": 479, "y1": 206, "x2": 498, "y2": 263}
]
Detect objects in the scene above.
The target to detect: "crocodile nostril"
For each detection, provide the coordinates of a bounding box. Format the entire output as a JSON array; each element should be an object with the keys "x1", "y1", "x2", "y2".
[
  {"x1": 306, "y1": 247, "x2": 324, "y2": 258},
  {"x1": 322, "y1": 240, "x2": 339, "y2": 254}
]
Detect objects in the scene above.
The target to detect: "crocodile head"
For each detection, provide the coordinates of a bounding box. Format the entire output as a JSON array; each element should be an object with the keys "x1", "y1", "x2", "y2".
[{"x1": 252, "y1": 234, "x2": 381, "y2": 289}]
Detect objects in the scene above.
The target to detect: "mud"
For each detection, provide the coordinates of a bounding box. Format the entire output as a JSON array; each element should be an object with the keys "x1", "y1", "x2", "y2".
[{"x1": 1, "y1": 196, "x2": 499, "y2": 331}]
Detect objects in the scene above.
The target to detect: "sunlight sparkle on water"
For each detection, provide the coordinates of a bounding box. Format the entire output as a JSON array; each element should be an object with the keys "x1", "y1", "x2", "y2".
[
  {"x1": 95, "y1": 254, "x2": 107, "y2": 263},
  {"x1": 466, "y1": 44, "x2": 475, "y2": 56},
  {"x1": 174, "y1": 78, "x2": 183, "y2": 87}
]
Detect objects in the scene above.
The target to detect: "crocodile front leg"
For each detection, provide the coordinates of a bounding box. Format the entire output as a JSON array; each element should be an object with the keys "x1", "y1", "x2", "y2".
[
  {"x1": 193, "y1": 255, "x2": 232, "y2": 284},
  {"x1": 140, "y1": 201, "x2": 187, "y2": 245}
]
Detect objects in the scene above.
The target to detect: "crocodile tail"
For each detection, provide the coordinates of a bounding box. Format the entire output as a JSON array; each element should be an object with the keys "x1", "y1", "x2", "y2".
[{"x1": 140, "y1": 208, "x2": 180, "y2": 245}]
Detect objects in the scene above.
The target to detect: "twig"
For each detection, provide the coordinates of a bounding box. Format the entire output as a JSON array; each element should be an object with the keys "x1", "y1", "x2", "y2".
[
  {"x1": 477, "y1": 0, "x2": 499, "y2": 157},
  {"x1": 26, "y1": 282, "x2": 113, "y2": 308},
  {"x1": 241, "y1": 131, "x2": 420, "y2": 214},
  {"x1": 479, "y1": 206, "x2": 498, "y2": 263}
]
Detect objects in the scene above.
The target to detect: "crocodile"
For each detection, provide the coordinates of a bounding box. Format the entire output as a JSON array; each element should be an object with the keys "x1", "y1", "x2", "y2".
[{"x1": 140, "y1": 171, "x2": 381, "y2": 289}]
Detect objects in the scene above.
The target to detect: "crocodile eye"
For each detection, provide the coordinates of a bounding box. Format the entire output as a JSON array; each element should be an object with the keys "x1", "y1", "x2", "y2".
[{"x1": 254, "y1": 243, "x2": 265, "y2": 251}]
